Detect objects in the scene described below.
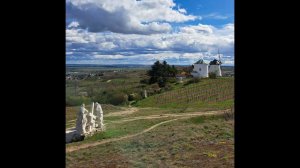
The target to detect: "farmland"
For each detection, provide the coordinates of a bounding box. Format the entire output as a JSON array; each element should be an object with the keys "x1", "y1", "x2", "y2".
[{"x1": 66, "y1": 64, "x2": 234, "y2": 168}]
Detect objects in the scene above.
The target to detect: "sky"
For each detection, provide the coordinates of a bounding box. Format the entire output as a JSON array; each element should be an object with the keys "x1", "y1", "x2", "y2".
[{"x1": 66, "y1": 0, "x2": 234, "y2": 65}]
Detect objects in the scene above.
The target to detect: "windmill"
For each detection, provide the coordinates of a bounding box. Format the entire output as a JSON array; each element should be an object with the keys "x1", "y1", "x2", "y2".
[
  {"x1": 207, "y1": 49, "x2": 222, "y2": 77},
  {"x1": 217, "y1": 49, "x2": 223, "y2": 76},
  {"x1": 218, "y1": 48, "x2": 222, "y2": 65}
]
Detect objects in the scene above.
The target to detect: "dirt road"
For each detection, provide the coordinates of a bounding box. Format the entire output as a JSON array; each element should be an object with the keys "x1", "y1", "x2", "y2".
[{"x1": 66, "y1": 109, "x2": 229, "y2": 153}]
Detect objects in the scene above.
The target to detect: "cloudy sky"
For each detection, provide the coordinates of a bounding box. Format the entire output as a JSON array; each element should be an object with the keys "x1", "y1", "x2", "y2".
[{"x1": 66, "y1": 0, "x2": 234, "y2": 65}]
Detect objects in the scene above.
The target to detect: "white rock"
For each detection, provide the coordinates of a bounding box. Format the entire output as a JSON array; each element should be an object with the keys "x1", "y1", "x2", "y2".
[
  {"x1": 95, "y1": 102, "x2": 104, "y2": 130},
  {"x1": 86, "y1": 106, "x2": 96, "y2": 133},
  {"x1": 75, "y1": 104, "x2": 88, "y2": 135}
]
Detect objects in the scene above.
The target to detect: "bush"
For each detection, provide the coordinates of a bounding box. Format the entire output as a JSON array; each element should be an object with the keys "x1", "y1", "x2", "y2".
[
  {"x1": 158, "y1": 78, "x2": 167, "y2": 87},
  {"x1": 162, "y1": 83, "x2": 174, "y2": 91},
  {"x1": 128, "y1": 93, "x2": 142, "y2": 101},
  {"x1": 184, "y1": 78, "x2": 201, "y2": 85},
  {"x1": 140, "y1": 79, "x2": 149, "y2": 84},
  {"x1": 108, "y1": 93, "x2": 128, "y2": 105},
  {"x1": 66, "y1": 96, "x2": 92, "y2": 106},
  {"x1": 136, "y1": 84, "x2": 147, "y2": 88},
  {"x1": 166, "y1": 78, "x2": 177, "y2": 83},
  {"x1": 209, "y1": 72, "x2": 217, "y2": 79}
]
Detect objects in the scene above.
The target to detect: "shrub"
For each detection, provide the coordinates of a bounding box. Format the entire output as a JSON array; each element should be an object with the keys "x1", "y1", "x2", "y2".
[
  {"x1": 128, "y1": 93, "x2": 142, "y2": 101},
  {"x1": 223, "y1": 107, "x2": 234, "y2": 121},
  {"x1": 140, "y1": 79, "x2": 149, "y2": 84},
  {"x1": 184, "y1": 78, "x2": 201, "y2": 85},
  {"x1": 136, "y1": 84, "x2": 147, "y2": 88},
  {"x1": 166, "y1": 78, "x2": 177, "y2": 83},
  {"x1": 209, "y1": 72, "x2": 217, "y2": 79},
  {"x1": 158, "y1": 77, "x2": 167, "y2": 87},
  {"x1": 108, "y1": 93, "x2": 128, "y2": 105},
  {"x1": 162, "y1": 84, "x2": 173, "y2": 91},
  {"x1": 66, "y1": 96, "x2": 92, "y2": 106}
]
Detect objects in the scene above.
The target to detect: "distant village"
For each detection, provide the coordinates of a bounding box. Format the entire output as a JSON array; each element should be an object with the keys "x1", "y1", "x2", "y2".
[
  {"x1": 66, "y1": 59, "x2": 234, "y2": 81},
  {"x1": 65, "y1": 72, "x2": 104, "y2": 80}
]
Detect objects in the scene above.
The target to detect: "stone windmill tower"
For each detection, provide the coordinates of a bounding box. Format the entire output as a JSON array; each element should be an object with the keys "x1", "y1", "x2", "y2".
[
  {"x1": 190, "y1": 59, "x2": 209, "y2": 78},
  {"x1": 209, "y1": 49, "x2": 222, "y2": 77}
]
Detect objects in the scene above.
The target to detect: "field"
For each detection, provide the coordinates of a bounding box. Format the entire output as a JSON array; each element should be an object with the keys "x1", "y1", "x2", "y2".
[{"x1": 66, "y1": 65, "x2": 234, "y2": 168}]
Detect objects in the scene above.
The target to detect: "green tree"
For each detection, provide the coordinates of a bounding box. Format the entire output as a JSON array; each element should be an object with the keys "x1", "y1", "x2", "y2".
[{"x1": 147, "y1": 60, "x2": 178, "y2": 87}]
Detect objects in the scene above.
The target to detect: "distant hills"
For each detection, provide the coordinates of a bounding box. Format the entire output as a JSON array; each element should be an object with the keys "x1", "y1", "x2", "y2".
[{"x1": 66, "y1": 64, "x2": 234, "y2": 68}]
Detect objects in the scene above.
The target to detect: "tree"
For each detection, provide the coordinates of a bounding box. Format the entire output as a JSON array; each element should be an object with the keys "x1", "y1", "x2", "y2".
[{"x1": 147, "y1": 60, "x2": 178, "y2": 87}]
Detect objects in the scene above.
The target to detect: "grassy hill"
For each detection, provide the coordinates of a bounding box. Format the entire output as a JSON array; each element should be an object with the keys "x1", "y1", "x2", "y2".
[
  {"x1": 66, "y1": 68, "x2": 234, "y2": 167},
  {"x1": 135, "y1": 77, "x2": 234, "y2": 111}
]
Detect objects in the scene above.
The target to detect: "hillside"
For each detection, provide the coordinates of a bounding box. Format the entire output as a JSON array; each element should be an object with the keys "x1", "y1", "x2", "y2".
[{"x1": 135, "y1": 77, "x2": 234, "y2": 110}]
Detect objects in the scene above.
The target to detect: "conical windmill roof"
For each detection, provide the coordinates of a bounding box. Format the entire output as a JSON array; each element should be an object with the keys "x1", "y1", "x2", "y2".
[
  {"x1": 194, "y1": 59, "x2": 207, "y2": 64},
  {"x1": 209, "y1": 59, "x2": 222, "y2": 65}
]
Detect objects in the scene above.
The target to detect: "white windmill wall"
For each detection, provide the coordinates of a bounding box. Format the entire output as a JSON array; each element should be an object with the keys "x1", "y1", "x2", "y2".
[
  {"x1": 209, "y1": 65, "x2": 222, "y2": 76},
  {"x1": 191, "y1": 64, "x2": 208, "y2": 78}
]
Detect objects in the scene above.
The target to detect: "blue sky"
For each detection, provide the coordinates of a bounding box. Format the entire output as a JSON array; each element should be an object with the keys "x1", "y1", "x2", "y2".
[
  {"x1": 66, "y1": 0, "x2": 234, "y2": 65},
  {"x1": 174, "y1": 0, "x2": 234, "y2": 27}
]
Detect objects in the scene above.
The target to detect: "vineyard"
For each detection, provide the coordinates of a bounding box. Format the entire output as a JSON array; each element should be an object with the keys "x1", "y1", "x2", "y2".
[{"x1": 136, "y1": 78, "x2": 234, "y2": 108}]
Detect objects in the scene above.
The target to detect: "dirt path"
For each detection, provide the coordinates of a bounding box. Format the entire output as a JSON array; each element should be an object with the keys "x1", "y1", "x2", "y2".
[
  {"x1": 108, "y1": 110, "x2": 230, "y2": 124},
  {"x1": 105, "y1": 107, "x2": 139, "y2": 117},
  {"x1": 66, "y1": 109, "x2": 228, "y2": 153}
]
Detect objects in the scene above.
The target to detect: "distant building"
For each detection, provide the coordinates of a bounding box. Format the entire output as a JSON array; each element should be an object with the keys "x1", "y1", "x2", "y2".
[
  {"x1": 209, "y1": 59, "x2": 222, "y2": 77},
  {"x1": 176, "y1": 74, "x2": 187, "y2": 83},
  {"x1": 191, "y1": 59, "x2": 223, "y2": 78},
  {"x1": 191, "y1": 59, "x2": 209, "y2": 78}
]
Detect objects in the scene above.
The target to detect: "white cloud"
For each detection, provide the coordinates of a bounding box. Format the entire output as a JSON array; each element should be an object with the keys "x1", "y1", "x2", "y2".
[
  {"x1": 67, "y1": 21, "x2": 79, "y2": 28},
  {"x1": 179, "y1": 24, "x2": 214, "y2": 34},
  {"x1": 66, "y1": 23, "x2": 234, "y2": 53},
  {"x1": 98, "y1": 42, "x2": 116, "y2": 50},
  {"x1": 93, "y1": 54, "x2": 125, "y2": 59},
  {"x1": 178, "y1": 8, "x2": 187, "y2": 14},
  {"x1": 202, "y1": 13, "x2": 230, "y2": 20},
  {"x1": 66, "y1": 0, "x2": 197, "y2": 34},
  {"x1": 66, "y1": 23, "x2": 234, "y2": 65},
  {"x1": 67, "y1": 51, "x2": 234, "y2": 65}
]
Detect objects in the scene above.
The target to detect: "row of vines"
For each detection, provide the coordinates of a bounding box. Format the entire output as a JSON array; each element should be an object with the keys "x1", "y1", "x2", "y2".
[{"x1": 153, "y1": 79, "x2": 234, "y2": 105}]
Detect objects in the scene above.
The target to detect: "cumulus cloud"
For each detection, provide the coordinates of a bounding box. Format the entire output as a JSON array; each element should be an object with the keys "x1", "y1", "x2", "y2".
[
  {"x1": 66, "y1": 0, "x2": 197, "y2": 34},
  {"x1": 65, "y1": 0, "x2": 234, "y2": 65},
  {"x1": 67, "y1": 51, "x2": 234, "y2": 65},
  {"x1": 93, "y1": 54, "x2": 125, "y2": 59},
  {"x1": 179, "y1": 24, "x2": 214, "y2": 34},
  {"x1": 66, "y1": 23, "x2": 234, "y2": 65}
]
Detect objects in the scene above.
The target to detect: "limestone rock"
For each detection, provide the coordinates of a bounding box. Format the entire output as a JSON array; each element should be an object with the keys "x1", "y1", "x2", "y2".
[{"x1": 75, "y1": 104, "x2": 88, "y2": 135}]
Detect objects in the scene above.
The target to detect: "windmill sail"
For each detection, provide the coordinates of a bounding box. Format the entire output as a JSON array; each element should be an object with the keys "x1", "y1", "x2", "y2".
[{"x1": 218, "y1": 49, "x2": 222, "y2": 64}]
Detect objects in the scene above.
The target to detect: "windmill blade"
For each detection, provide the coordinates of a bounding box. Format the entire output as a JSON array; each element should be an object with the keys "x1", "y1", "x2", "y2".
[{"x1": 218, "y1": 49, "x2": 222, "y2": 64}]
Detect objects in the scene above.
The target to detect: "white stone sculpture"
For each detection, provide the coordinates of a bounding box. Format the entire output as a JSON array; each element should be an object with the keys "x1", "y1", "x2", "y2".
[
  {"x1": 71, "y1": 102, "x2": 105, "y2": 141},
  {"x1": 144, "y1": 90, "x2": 147, "y2": 98},
  {"x1": 86, "y1": 108, "x2": 96, "y2": 133},
  {"x1": 95, "y1": 102, "x2": 104, "y2": 130},
  {"x1": 76, "y1": 104, "x2": 88, "y2": 135},
  {"x1": 90, "y1": 102, "x2": 94, "y2": 116}
]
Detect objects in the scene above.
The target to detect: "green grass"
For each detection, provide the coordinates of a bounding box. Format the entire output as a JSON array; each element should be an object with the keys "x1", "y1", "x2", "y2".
[
  {"x1": 135, "y1": 77, "x2": 234, "y2": 109},
  {"x1": 134, "y1": 99, "x2": 233, "y2": 114},
  {"x1": 66, "y1": 69, "x2": 234, "y2": 168},
  {"x1": 66, "y1": 113, "x2": 234, "y2": 168},
  {"x1": 189, "y1": 116, "x2": 206, "y2": 124},
  {"x1": 66, "y1": 117, "x2": 174, "y2": 147}
]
